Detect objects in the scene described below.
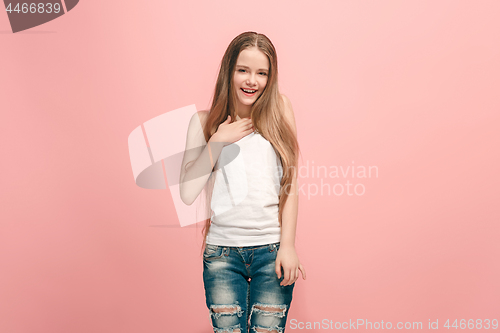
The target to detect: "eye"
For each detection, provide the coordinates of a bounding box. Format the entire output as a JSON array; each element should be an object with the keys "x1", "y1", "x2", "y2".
[
  {"x1": 259, "y1": 72, "x2": 268, "y2": 76},
  {"x1": 238, "y1": 69, "x2": 246, "y2": 73}
]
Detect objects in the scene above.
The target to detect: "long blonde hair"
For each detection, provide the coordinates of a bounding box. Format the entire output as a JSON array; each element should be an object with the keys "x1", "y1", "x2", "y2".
[{"x1": 200, "y1": 31, "x2": 300, "y2": 251}]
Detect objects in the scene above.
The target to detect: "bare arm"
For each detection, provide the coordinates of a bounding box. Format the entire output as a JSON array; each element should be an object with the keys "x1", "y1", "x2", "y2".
[
  {"x1": 179, "y1": 111, "x2": 224, "y2": 206},
  {"x1": 275, "y1": 94, "x2": 306, "y2": 285},
  {"x1": 280, "y1": 95, "x2": 299, "y2": 249},
  {"x1": 179, "y1": 112, "x2": 254, "y2": 205}
]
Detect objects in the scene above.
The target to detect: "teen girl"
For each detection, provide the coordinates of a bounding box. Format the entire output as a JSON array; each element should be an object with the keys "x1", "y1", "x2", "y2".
[{"x1": 180, "y1": 31, "x2": 306, "y2": 333}]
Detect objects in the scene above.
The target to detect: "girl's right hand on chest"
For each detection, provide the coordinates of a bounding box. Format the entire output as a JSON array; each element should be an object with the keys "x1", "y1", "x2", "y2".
[{"x1": 212, "y1": 115, "x2": 254, "y2": 146}]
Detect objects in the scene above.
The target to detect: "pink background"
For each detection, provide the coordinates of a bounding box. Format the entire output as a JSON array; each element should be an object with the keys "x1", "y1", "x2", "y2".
[{"x1": 1, "y1": 1, "x2": 499, "y2": 332}]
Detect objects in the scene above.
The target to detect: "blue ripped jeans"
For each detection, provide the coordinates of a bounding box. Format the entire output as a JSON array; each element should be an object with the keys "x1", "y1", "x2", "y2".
[{"x1": 203, "y1": 242, "x2": 295, "y2": 333}]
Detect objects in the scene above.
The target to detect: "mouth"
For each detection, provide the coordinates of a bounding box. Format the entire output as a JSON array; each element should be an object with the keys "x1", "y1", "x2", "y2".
[{"x1": 241, "y1": 88, "x2": 257, "y2": 96}]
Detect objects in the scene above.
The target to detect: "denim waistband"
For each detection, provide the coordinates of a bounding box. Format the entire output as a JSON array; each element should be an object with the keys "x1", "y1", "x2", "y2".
[{"x1": 207, "y1": 242, "x2": 280, "y2": 251}]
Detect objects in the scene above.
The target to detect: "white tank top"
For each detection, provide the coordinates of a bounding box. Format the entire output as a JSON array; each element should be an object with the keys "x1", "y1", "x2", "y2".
[{"x1": 206, "y1": 131, "x2": 283, "y2": 247}]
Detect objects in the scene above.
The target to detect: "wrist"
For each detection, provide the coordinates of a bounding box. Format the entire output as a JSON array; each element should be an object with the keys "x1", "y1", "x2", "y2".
[
  {"x1": 209, "y1": 133, "x2": 220, "y2": 143},
  {"x1": 210, "y1": 133, "x2": 229, "y2": 147},
  {"x1": 279, "y1": 243, "x2": 296, "y2": 250},
  {"x1": 209, "y1": 133, "x2": 225, "y2": 144}
]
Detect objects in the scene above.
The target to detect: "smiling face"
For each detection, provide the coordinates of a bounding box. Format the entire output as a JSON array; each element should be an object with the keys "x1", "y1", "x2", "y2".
[{"x1": 233, "y1": 46, "x2": 269, "y2": 117}]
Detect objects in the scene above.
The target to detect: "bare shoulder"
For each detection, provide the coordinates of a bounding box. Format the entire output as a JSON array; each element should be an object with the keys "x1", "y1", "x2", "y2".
[
  {"x1": 196, "y1": 110, "x2": 209, "y2": 125},
  {"x1": 184, "y1": 110, "x2": 209, "y2": 147},
  {"x1": 280, "y1": 94, "x2": 294, "y2": 118},
  {"x1": 189, "y1": 110, "x2": 209, "y2": 128},
  {"x1": 280, "y1": 93, "x2": 291, "y2": 106},
  {"x1": 197, "y1": 110, "x2": 209, "y2": 118},
  {"x1": 280, "y1": 94, "x2": 297, "y2": 134}
]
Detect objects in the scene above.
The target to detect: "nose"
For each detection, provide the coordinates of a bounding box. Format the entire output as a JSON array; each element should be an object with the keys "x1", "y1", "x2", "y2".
[{"x1": 246, "y1": 74, "x2": 257, "y2": 86}]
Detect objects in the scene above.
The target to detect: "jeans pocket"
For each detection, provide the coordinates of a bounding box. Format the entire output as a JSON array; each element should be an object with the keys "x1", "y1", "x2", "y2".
[
  {"x1": 205, "y1": 244, "x2": 218, "y2": 254},
  {"x1": 203, "y1": 244, "x2": 224, "y2": 261}
]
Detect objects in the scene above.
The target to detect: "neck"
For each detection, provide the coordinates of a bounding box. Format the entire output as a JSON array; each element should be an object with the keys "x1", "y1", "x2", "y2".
[
  {"x1": 236, "y1": 113, "x2": 250, "y2": 120},
  {"x1": 237, "y1": 110, "x2": 251, "y2": 118},
  {"x1": 236, "y1": 104, "x2": 251, "y2": 119}
]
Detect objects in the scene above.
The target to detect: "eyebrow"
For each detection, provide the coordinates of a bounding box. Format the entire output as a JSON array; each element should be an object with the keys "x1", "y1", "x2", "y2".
[{"x1": 235, "y1": 65, "x2": 269, "y2": 72}]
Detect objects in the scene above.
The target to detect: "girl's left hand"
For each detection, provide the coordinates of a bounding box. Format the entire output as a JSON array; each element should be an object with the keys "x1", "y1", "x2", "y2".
[{"x1": 275, "y1": 245, "x2": 306, "y2": 286}]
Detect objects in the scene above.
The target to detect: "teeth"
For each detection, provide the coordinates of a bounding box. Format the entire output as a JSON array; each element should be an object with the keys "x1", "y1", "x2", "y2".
[{"x1": 242, "y1": 89, "x2": 256, "y2": 93}]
